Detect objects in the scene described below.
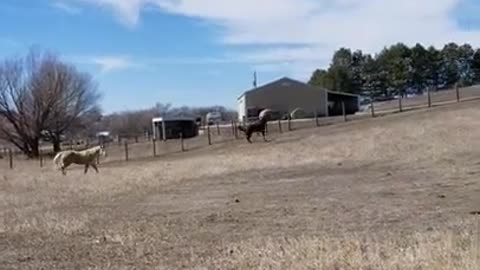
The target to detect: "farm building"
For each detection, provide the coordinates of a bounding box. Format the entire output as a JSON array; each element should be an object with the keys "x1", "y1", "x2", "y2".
[
  {"x1": 152, "y1": 117, "x2": 199, "y2": 140},
  {"x1": 96, "y1": 131, "x2": 113, "y2": 144},
  {"x1": 237, "y1": 77, "x2": 360, "y2": 121}
]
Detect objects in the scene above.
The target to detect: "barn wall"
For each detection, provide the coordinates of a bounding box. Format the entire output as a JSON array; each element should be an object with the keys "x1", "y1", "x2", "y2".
[
  {"x1": 244, "y1": 82, "x2": 328, "y2": 118},
  {"x1": 237, "y1": 95, "x2": 246, "y2": 121}
]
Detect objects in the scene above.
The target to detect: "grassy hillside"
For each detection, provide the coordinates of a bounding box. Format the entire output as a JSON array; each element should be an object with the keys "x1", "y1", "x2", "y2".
[{"x1": 2, "y1": 99, "x2": 480, "y2": 269}]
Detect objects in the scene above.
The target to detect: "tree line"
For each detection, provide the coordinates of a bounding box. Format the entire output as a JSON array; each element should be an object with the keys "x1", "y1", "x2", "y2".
[{"x1": 308, "y1": 42, "x2": 480, "y2": 98}]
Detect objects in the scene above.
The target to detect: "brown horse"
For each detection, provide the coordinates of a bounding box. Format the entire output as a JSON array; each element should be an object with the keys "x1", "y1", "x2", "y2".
[{"x1": 237, "y1": 109, "x2": 272, "y2": 143}]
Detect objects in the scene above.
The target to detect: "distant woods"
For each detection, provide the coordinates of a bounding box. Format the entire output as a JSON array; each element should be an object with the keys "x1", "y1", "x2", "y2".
[
  {"x1": 98, "y1": 103, "x2": 238, "y2": 138},
  {"x1": 309, "y1": 42, "x2": 480, "y2": 98}
]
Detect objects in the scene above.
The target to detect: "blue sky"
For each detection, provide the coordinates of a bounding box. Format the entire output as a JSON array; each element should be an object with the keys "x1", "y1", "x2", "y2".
[{"x1": 1, "y1": 0, "x2": 480, "y2": 114}]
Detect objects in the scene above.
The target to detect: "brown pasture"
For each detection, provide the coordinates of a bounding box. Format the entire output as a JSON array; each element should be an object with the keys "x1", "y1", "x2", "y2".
[{"x1": 2, "y1": 97, "x2": 480, "y2": 269}]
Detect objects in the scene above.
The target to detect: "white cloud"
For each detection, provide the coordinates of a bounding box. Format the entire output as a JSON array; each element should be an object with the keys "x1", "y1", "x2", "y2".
[
  {"x1": 147, "y1": 56, "x2": 233, "y2": 64},
  {"x1": 69, "y1": 54, "x2": 241, "y2": 72},
  {"x1": 237, "y1": 46, "x2": 328, "y2": 64},
  {"x1": 74, "y1": 56, "x2": 137, "y2": 73},
  {"x1": 74, "y1": 0, "x2": 146, "y2": 26},
  {"x1": 93, "y1": 56, "x2": 132, "y2": 72},
  {"x1": 67, "y1": 0, "x2": 480, "y2": 77},
  {"x1": 52, "y1": 1, "x2": 82, "y2": 14}
]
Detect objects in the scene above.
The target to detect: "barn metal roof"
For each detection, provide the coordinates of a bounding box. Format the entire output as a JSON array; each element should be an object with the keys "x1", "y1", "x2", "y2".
[{"x1": 237, "y1": 76, "x2": 359, "y2": 100}]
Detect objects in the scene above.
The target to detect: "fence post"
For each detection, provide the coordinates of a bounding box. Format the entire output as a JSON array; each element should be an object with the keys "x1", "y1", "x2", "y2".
[
  {"x1": 124, "y1": 141, "x2": 129, "y2": 162},
  {"x1": 278, "y1": 119, "x2": 283, "y2": 133},
  {"x1": 287, "y1": 114, "x2": 292, "y2": 131},
  {"x1": 180, "y1": 133, "x2": 185, "y2": 152},
  {"x1": 231, "y1": 120, "x2": 235, "y2": 137},
  {"x1": 216, "y1": 123, "x2": 220, "y2": 135},
  {"x1": 265, "y1": 121, "x2": 268, "y2": 135},
  {"x1": 235, "y1": 121, "x2": 239, "y2": 139},
  {"x1": 427, "y1": 86, "x2": 432, "y2": 107},
  {"x1": 455, "y1": 83, "x2": 460, "y2": 102},
  {"x1": 8, "y1": 148, "x2": 13, "y2": 169},
  {"x1": 70, "y1": 140, "x2": 74, "y2": 150},
  {"x1": 342, "y1": 101, "x2": 347, "y2": 122},
  {"x1": 370, "y1": 98, "x2": 375, "y2": 118},
  {"x1": 39, "y1": 151, "x2": 43, "y2": 168},
  {"x1": 314, "y1": 110, "x2": 319, "y2": 127},
  {"x1": 398, "y1": 96, "x2": 403, "y2": 112},
  {"x1": 152, "y1": 138, "x2": 157, "y2": 157},
  {"x1": 135, "y1": 136, "x2": 138, "y2": 143},
  {"x1": 207, "y1": 125, "x2": 212, "y2": 145}
]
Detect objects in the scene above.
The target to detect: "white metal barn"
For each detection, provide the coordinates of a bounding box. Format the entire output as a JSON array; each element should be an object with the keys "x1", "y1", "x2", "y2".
[{"x1": 237, "y1": 77, "x2": 360, "y2": 121}]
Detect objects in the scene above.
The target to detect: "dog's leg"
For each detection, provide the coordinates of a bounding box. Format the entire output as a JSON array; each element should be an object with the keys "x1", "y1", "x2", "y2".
[{"x1": 84, "y1": 164, "x2": 89, "y2": 174}]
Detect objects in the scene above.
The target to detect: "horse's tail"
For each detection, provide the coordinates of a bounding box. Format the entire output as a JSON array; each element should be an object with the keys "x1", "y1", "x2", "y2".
[
  {"x1": 237, "y1": 125, "x2": 247, "y2": 133},
  {"x1": 52, "y1": 152, "x2": 63, "y2": 170}
]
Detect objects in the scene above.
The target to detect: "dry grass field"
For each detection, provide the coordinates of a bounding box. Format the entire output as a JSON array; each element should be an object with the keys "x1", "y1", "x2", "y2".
[{"x1": 3, "y1": 99, "x2": 480, "y2": 269}]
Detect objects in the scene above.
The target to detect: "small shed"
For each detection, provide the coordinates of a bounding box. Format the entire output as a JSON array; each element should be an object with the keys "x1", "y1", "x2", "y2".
[
  {"x1": 96, "y1": 131, "x2": 112, "y2": 144},
  {"x1": 152, "y1": 117, "x2": 199, "y2": 141}
]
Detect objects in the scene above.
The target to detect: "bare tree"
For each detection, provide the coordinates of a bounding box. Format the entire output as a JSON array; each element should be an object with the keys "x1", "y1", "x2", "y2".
[
  {"x1": 42, "y1": 62, "x2": 101, "y2": 152},
  {"x1": 101, "y1": 108, "x2": 155, "y2": 137},
  {"x1": 0, "y1": 49, "x2": 58, "y2": 157},
  {"x1": 0, "y1": 48, "x2": 101, "y2": 157}
]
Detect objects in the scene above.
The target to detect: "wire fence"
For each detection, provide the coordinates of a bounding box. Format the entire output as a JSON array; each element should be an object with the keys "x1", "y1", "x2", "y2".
[{"x1": 2, "y1": 84, "x2": 480, "y2": 171}]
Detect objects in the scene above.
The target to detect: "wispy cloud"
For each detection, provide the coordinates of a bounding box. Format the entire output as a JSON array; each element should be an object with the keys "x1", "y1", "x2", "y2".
[
  {"x1": 236, "y1": 46, "x2": 329, "y2": 64},
  {"x1": 91, "y1": 56, "x2": 133, "y2": 73},
  {"x1": 206, "y1": 69, "x2": 222, "y2": 77},
  {"x1": 72, "y1": 0, "x2": 147, "y2": 27},
  {"x1": 147, "y1": 56, "x2": 234, "y2": 65},
  {"x1": 68, "y1": 51, "x2": 327, "y2": 80},
  {"x1": 52, "y1": 1, "x2": 82, "y2": 15},
  {"x1": 71, "y1": 0, "x2": 480, "y2": 78},
  {"x1": 69, "y1": 54, "x2": 239, "y2": 73},
  {"x1": 70, "y1": 55, "x2": 140, "y2": 73},
  {"x1": 0, "y1": 37, "x2": 20, "y2": 48}
]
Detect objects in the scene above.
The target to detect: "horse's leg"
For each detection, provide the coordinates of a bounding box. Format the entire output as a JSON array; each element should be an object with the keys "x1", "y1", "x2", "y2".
[
  {"x1": 84, "y1": 164, "x2": 89, "y2": 174},
  {"x1": 61, "y1": 161, "x2": 71, "y2": 176},
  {"x1": 246, "y1": 131, "x2": 252, "y2": 143},
  {"x1": 91, "y1": 163, "x2": 99, "y2": 173}
]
